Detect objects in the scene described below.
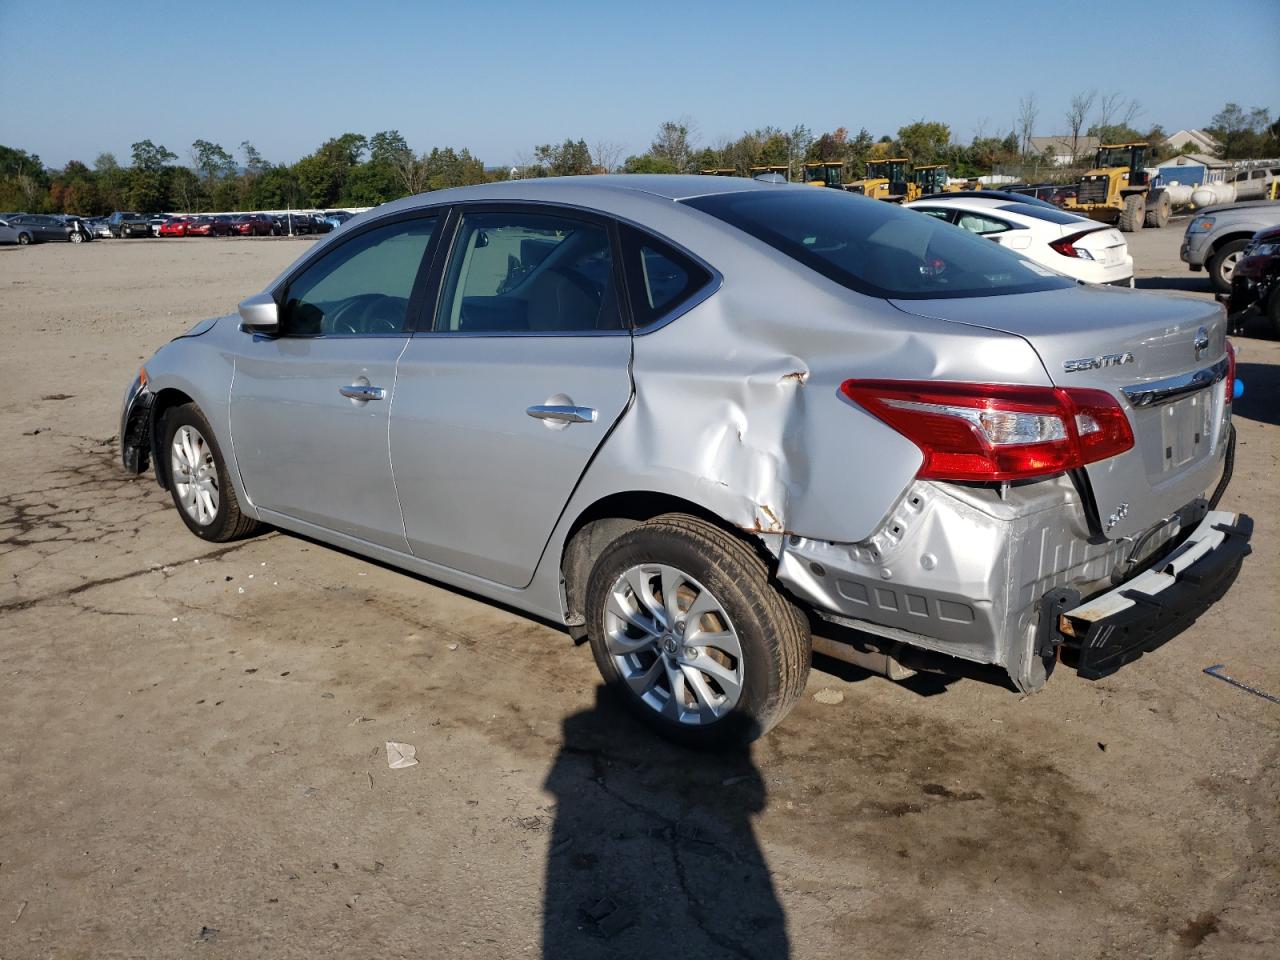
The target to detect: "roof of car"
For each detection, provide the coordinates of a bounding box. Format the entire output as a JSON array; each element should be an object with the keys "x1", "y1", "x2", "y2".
[{"x1": 382, "y1": 174, "x2": 780, "y2": 212}]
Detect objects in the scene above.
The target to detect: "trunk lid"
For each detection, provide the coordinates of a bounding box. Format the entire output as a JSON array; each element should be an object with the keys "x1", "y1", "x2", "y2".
[
  {"x1": 1070, "y1": 227, "x2": 1127, "y2": 267},
  {"x1": 890, "y1": 285, "x2": 1232, "y2": 539}
]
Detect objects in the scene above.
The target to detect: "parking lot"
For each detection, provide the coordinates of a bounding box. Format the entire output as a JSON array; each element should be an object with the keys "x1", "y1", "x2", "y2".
[{"x1": 1, "y1": 227, "x2": 1276, "y2": 958}]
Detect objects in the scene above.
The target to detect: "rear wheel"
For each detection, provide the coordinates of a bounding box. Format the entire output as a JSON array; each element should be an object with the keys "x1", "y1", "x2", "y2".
[
  {"x1": 17, "y1": 232, "x2": 31, "y2": 245},
  {"x1": 1118, "y1": 194, "x2": 1146, "y2": 232},
  {"x1": 70, "y1": 230, "x2": 84, "y2": 243},
  {"x1": 1143, "y1": 192, "x2": 1171, "y2": 228},
  {"x1": 584, "y1": 514, "x2": 810, "y2": 748},
  {"x1": 1209, "y1": 239, "x2": 1249, "y2": 295},
  {"x1": 161, "y1": 403, "x2": 260, "y2": 542}
]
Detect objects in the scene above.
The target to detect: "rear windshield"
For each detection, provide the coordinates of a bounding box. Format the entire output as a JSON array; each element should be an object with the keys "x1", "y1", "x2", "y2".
[
  {"x1": 683, "y1": 189, "x2": 1073, "y2": 300},
  {"x1": 996, "y1": 202, "x2": 1086, "y2": 225}
]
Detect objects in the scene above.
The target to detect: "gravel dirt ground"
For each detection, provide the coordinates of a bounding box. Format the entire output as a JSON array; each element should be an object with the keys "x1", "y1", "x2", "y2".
[{"x1": 1, "y1": 225, "x2": 1277, "y2": 960}]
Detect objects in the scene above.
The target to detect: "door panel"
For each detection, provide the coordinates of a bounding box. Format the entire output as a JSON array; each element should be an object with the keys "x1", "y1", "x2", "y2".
[
  {"x1": 391, "y1": 335, "x2": 632, "y2": 586},
  {"x1": 230, "y1": 336, "x2": 410, "y2": 549}
]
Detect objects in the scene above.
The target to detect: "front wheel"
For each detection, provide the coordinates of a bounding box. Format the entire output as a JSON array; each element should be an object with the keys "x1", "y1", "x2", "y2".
[
  {"x1": 1209, "y1": 239, "x2": 1249, "y2": 295},
  {"x1": 1118, "y1": 194, "x2": 1146, "y2": 232},
  {"x1": 161, "y1": 403, "x2": 261, "y2": 542},
  {"x1": 585, "y1": 514, "x2": 810, "y2": 748}
]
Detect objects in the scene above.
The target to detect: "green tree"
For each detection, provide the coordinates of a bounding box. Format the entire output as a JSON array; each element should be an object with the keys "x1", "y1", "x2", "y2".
[
  {"x1": 530, "y1": 139, "x2": 593, "y2": 177},
  {"x1": 896, "y1": 120, "x2": 951, "y2": 164},
  {"x1": 650, "y1": 119, "x2": 696, "y2": 173},
  {"x1": 624, "y1": 154, "x2": 679, "y2": 174},
  {"x1": 1207, "y1": 103, "x2": 1275, "y2": 159},
  {"x1": 127, "y1": 140, "x2": 177, "y2": 211}
]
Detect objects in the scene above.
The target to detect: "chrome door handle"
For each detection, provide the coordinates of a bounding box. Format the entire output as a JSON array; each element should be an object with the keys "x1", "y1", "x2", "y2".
[
  {"x1": 526, "y1": 404, "x2": 596, "y2": 424},
  {"x1": 339, "y1": 384, "x2": 386, "y2": 401}
]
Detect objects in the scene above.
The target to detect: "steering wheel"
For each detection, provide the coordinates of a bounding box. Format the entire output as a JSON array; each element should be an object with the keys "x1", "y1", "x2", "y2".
[{"x1": 329, "y1": 294, "x2": 401, "y2": 335}]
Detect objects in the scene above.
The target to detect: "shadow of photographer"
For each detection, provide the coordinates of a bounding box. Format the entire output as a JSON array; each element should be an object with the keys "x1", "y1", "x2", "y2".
[{"x1": 541, "y1": 686, "x2": 788, "y2": 958}]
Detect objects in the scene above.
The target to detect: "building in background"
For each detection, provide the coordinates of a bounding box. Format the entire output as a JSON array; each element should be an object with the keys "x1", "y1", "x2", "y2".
[{"x1": 1162, "y1": 129, "x2": 1222, "y2": 155}]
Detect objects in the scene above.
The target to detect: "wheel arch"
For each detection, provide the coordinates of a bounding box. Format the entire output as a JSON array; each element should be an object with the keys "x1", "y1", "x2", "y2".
[
  {"x1": 148, "y1": 387, "x2": 196, "y2": 490},
  {"x1": 1209, "y1": 230, "x2": 1255, "y2": 254},
  {"x1": 558, "y1": 490, "x2": 777, "y2": 642}
]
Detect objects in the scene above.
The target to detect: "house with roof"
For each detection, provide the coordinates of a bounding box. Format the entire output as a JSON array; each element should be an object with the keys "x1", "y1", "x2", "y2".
[
  {"x1": 1152, "y1": 152, "x2": 1232, "y2": 187},
  {"x1": 1163, "y1": 129, "x2": 1222, "y2": 155},
  {"x1": 1028, "y1": 135, "x2": 1100, "y2": 166}
]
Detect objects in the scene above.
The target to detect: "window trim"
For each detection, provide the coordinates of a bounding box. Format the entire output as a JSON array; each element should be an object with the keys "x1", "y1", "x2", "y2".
[
  {"x1": 416, "y1": 201, "x2": 633, "y2": 339},
  {"x1": 268, "y1": 208, "x2": 445, "y2": 340}
]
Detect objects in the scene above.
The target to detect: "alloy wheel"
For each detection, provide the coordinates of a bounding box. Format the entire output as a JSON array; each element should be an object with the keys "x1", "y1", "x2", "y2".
[
  {"x1": 1220, "y1": 250, "x2": 1241, "y2": 284},
  {"x1": 170, "y1": 424, "x2": 220, "y2": 526},
  {"x1": 603, "y1": 563, "x2": 744, "y2": 725}
]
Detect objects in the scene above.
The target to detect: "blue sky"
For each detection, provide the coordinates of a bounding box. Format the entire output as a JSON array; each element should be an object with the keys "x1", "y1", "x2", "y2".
[{"x1": 2, "y1": 0, "x2": 1277, "y2": 169}]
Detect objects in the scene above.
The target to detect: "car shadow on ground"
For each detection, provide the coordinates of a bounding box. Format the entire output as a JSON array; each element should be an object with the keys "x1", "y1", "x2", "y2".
[
  {"x1": 1134, "y1": 276, "x2": 1212, "y2": 294},
  {"x1": 1234, "y1": 361, "x2": 1279, "y2": 426},
  {"x1": 542, "y1": 686, "x2": 789, "y2": 958}
]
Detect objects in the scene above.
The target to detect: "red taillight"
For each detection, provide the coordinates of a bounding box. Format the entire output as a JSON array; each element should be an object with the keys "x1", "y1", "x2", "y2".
[
  {"x1": 1048, "y1": 229, "x2": 1100, "y2": 260},
  {"x1": 839, "y1": 380, "x2": 1135, "y2": 482},
  {"x1": 1225, "y1": 339, "x2": 1236, "y2": 404}
]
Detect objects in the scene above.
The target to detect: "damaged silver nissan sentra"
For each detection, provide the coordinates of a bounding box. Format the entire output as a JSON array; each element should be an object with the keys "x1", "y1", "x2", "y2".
[{"x1": 121, "y1": 176, "x2": 1252, "y2": 746}]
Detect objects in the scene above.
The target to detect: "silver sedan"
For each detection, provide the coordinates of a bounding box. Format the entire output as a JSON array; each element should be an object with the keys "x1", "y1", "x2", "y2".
[{"x1": 121, "y1": 176, "x2": 1252, "y2": 745}]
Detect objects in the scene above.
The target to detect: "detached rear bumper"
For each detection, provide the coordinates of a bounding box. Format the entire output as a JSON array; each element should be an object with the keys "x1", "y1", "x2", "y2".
[{"x1": 1054, "y1": 510, "x2": 1253, "y2": 679}]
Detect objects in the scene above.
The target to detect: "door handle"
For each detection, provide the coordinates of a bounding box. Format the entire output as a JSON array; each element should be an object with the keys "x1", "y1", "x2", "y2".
[
  {"x1": 339, "y1": 384, "x2": 386, "y2": 401},
  {"x1": 526, "y1": 404, "x2": 596, "y2": 424}
]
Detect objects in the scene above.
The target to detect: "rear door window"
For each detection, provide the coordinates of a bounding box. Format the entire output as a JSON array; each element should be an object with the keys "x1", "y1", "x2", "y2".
[
  {"x1": 954, "y1": 212, "x2": 1013, "y2": 236},
  {"x1": 434, "y1": 210, "x2": 623, "y2": 334}
]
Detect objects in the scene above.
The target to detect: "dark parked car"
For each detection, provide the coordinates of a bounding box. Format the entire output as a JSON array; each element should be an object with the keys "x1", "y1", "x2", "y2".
[
  {"x1": 105, "y1": 211, "x2": 150, "y2": 238},
  {"x1": 230, "y1": 214, "x2": 275, "y2": 236},
  {"x1": 1228, "y1": 224, "x2": 1280, "y2": 335},
  {"x1": 1, "y1": 214, "x2": 90, "y2": 243}
]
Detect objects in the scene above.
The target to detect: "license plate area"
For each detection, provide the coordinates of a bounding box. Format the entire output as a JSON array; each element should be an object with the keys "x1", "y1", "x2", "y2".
[{"x1": 1158, "y1": 392, "x2": 1211, "y2": 472}]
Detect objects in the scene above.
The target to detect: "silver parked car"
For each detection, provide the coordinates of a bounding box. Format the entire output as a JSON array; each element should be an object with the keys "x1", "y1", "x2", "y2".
[
  {"x1": 1181, "y1": 199, "x2": 1280, "y2": 293},
  {"x1": 121, "y1": 176, "x2": 1252, "y2": 745}
]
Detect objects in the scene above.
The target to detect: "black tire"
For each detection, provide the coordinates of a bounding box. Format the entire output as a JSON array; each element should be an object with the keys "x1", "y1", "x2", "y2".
[
  {"x1": 584, "y1": 513, "x2": 810, "y2": 748},
  {"x1": 1209, "y1": 239, "x2": 1250, "y2": 295},
  {"x1": 1144, "y1": 192, "x2": 1171, "y2": 228},
  {"x1": 1118, "y1": 194, "x2": 1145, "y2": 232},
  {"x1": 160, "y1": 403, "x2": 260, "y2": 542},
  {"x1": 70, "y1": 230, "x2": 84, "y2": 243},
  {"x1": 17, "y1": 232, "x2": 31, "y2": 245}
]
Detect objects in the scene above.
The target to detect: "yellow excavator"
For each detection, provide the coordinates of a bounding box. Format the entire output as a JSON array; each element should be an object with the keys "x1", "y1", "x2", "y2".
[
  {"x1": 1063, "y1": 142, "x2": 1170, "y2": 231},
  {"x1": 802, "y1": 161, "x2": 846, "y2": 188},
  {"x1": 700, "y1": 167, "x2": 738, "y2": 177},
  {"x1": 846, "y1": 158, "x2": 920, "y2": 202},
  {"x1": 747, "y1": 164, "x2": 790, "y2": 180}
]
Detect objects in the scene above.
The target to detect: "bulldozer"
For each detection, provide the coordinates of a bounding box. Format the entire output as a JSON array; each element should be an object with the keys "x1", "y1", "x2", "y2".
[
  {"x1": 802, "y1": 161, "x2": 846, "y2": 188},
  {"x1": 845, "y1": 158, "x2": 920, "y2": 202},
  {"x1": 1063, "y1": 142, "x2": 1170, "y2": 231}
]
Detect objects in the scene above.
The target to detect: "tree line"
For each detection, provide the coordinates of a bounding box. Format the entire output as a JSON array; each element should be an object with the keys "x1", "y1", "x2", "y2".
[{"x1": 2, "y1": 99, "x2": 1275, "y2": 216}]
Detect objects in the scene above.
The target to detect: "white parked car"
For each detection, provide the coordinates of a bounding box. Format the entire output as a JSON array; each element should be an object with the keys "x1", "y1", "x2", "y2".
[{"x1": 905, "y1": 195, "x2": 1134, "y2": 286}]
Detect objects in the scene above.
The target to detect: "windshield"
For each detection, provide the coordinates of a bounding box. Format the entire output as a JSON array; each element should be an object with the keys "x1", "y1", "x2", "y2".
[
  {"x1": 1096, "y1": 147, "x2": 1137, "y2": 169},
  {"x1": 683, "y1": 188, "x2": 1074, "y2": 300}
]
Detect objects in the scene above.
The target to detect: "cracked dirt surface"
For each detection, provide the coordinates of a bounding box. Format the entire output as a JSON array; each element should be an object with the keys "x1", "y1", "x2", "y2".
[{"x1": 1, "y1": 236, "x2": 1277, "y2": 959}]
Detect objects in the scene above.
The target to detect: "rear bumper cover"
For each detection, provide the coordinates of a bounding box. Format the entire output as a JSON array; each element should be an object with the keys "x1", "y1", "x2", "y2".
[{"x1": 1054, "y1": 511, "x2": 1252, "y2": 679}]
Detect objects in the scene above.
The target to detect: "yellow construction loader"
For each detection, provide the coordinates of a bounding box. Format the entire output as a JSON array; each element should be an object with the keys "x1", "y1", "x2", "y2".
[
  {"x1": 700, "y1": 167, "x2": 739, "y2": 177},
  {"x1": 1063, "y1": 142, "x2": 1170, "y2": 231},
  {"x1": 846, "y1": 158, "x2": 920, "y2": 202},
  {"x1": 748, "y1": 164, "x2": 790, "y2": 180},
  {"x1": 802, "y1": 161, "x2": 846, "y2": 188},
  {"x1": 912, "y1": 164, "x2": 954, "y2": 195}
]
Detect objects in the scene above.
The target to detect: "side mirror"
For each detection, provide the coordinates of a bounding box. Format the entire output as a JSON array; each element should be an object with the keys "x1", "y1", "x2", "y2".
[{"x1": 238, "y1": 292, "x2": 279, "y2": 334}]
